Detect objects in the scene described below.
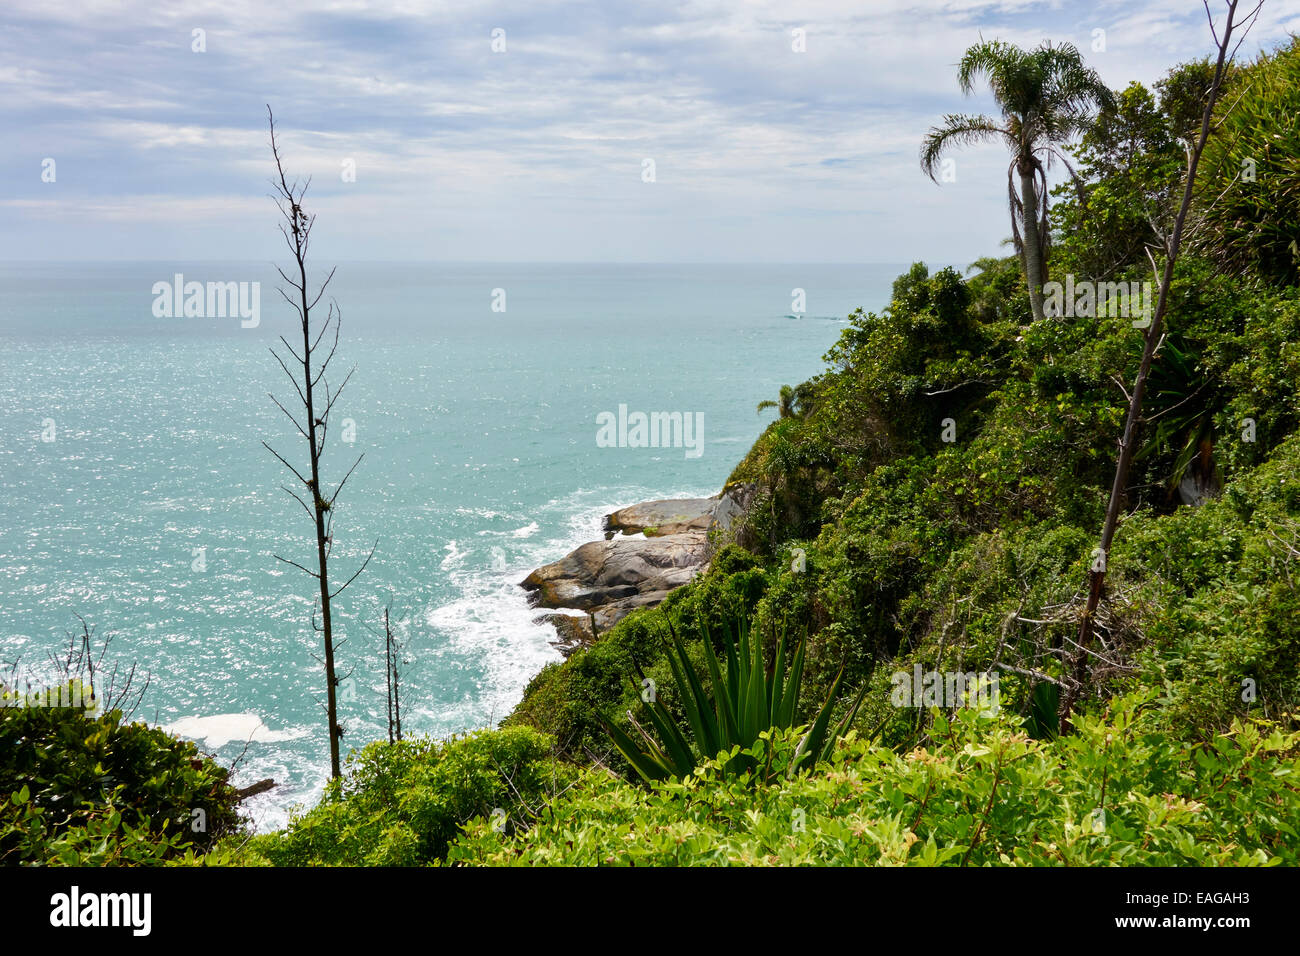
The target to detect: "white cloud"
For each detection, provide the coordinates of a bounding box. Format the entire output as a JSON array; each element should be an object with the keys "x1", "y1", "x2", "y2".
[{"x1": 1, "y1": 0, "x2": 1294, "y2": 260}]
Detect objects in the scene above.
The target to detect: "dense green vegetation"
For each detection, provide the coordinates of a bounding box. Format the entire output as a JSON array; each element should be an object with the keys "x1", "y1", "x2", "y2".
[
  {"x1": 239, "y1": 727, "x2": 576, "y2": 866},
  {"x1": 0, "y1": 684, "x2": 241, "y2": 865},
  {"x1": 7, "y1": 37, "x2": 1300, "y2": 868},
  {"x1": 455, "y1": 698, "x2": 1299, "y2": 866}
]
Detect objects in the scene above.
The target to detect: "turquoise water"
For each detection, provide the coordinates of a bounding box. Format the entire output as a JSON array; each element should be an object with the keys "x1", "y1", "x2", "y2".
[{"x1": 0, "y1": 261, "x2": 899, "y2": 827}]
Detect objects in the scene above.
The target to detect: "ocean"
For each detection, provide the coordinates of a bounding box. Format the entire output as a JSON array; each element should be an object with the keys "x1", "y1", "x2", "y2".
[{"x1": 0, "y1": 261, "x2": 903, "y2": 828}]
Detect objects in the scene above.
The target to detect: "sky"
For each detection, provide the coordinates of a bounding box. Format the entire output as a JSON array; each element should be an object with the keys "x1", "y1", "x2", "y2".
[{"x1": 3, "y1": 0, "x2": 1298, "y2": 263}]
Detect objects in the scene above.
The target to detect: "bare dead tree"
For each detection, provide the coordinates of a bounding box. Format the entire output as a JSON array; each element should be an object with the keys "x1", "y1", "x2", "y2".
[
  {"x1": 383, "y1": 604, "x2": 405, "y2": 744},
  {"x1": 1060, "y1": 0, "x2": 1263, "y2": 734},
  {"x1": 384, "y1": 606, "x2": 394, "y2": 744},
  {"x1": 264, "y1": 106, "x2": 376, "y2": 779}
]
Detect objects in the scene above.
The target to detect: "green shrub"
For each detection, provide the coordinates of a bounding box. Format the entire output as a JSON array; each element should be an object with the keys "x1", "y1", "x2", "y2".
[
  {"x1": 239, "y1": 726, "x2": 575, "y2": 866},
  {"x1": 449, "y1": 693, "x2": 1300, "y2": 866},
  {"x1": 0, "y1": 690, "x2": 241, "y2": 865}
]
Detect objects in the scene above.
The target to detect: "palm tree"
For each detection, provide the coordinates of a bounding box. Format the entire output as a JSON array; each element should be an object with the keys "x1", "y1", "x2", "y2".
[
  {"x1": 921, "y1": 40, "x2": 1114, "y2": 321},
  {"x1": 757, "y1": 382, "x2": 814, "y2": 418}
]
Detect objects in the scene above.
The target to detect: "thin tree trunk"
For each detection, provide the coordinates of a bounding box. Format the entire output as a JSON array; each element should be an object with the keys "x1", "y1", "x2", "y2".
[
  {"x1": 1059, "y1": 1, "x2": 1242, "y2": 734},
  {"x1": 298, "y1": 254, "x2": 342, "y2": 780},
  {"x1": 392, "y1": 612, "x2": 402, "y2": 742},
  {"x1": 1019, "y1": 164, "x2": 1046, "y2": 321},
  {"x1": 265, "y1": 107, "x2": 375, "y2": 779},
  {"x1": 385, "y1": 606, "x2": 394, "y2": 745}
]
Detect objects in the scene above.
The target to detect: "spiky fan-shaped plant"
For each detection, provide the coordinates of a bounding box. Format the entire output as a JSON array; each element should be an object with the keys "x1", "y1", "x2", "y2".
[{"x1": 602, "y1": 615, "x2": 866, "y2": 784}]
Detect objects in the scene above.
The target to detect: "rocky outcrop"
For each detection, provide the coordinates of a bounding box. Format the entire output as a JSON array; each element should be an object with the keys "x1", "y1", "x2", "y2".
[
  {"x1": 523, "y1": 485, "x2": 753, "y2": 656},
  {"x1": 602, "y1": 497, "x2": 718, "y2": 537},
  {"x1": 521, "y1": 534, "x2": 706, "y2": 610}
]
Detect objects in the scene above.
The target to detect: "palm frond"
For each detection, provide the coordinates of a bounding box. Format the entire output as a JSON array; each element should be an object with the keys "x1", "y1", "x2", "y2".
[{"x1": 920, "y1": 114, "x2": 1007, "y2": 181}]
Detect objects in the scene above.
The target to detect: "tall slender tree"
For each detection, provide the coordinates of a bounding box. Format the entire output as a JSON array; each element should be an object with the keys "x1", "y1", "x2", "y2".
[
  {"x1": 1059, "y1": 0, "x2": 1262, "y2": 734},
  {"x1": 921, "y1": 40, "x2": 1115, "y2": 321},
  {"x1": 383, "y1": 604, "x2": 404, "y2": 745},
  {"x1": 263, "y1": 106, "x2": 375, "y2": 779}
]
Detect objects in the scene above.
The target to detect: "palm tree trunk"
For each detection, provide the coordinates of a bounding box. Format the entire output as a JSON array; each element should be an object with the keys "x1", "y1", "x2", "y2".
[{"x1": 1019, "y1": 164, "x2": 1046, "y2": 321}]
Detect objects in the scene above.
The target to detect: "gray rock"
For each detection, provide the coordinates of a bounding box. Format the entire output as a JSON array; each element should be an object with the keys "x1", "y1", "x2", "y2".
[
  {"x1": 521, "y1": 533, "x2": 707, "y2": 610},
  {"x1": 712, "y1": 483, "x2": 756, "y2": 537},
  {"x1": 603, "y1": 497, "x2": 717, "y2": 538},
  {"x1": 522, "y1": 484, "x2": 756, "y2": 646}
]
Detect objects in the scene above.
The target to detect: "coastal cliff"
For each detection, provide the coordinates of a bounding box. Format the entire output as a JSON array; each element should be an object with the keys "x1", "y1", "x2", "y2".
[{"x1": 522, "y1": 485, "x2": 754, "y2": 655}]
